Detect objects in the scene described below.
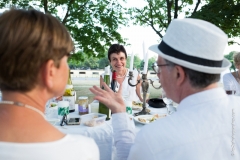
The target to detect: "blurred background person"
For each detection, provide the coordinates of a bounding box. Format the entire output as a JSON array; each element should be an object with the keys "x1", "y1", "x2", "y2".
[
  {"x1": 100, "y1": 44, "x2": 143, "y2": 102},
  {"x1": 223, "y1": 52, "x2": 240, "y2": 95},
  {"x1": 0, "y1": 9, "x2": 99, "y2": 159}
]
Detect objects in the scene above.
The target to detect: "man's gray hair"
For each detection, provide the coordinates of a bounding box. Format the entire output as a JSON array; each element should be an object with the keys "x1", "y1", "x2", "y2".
[{"x1": 164, "y1": 59, "x2": 220, "y2": 88}]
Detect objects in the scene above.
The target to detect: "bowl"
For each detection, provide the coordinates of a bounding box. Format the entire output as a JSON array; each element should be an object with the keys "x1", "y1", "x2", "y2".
[
  {"x1": 80, "y1": 113, "x2": 106, "y2": 127},
  {"x1": 148, "y1": 98, "x2": 166, "y2": 108}
]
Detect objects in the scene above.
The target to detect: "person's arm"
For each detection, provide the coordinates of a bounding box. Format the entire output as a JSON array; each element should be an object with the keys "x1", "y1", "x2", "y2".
[
  {"x1": 136, "y1": 75, "x2": 143, "y2": 102},
  {"x1": 89, "y1": 83, "x2": 135, "y2": 159},
  {"x1": 223, "y1": 73, "x2": 235, "y2": 91},
  {"x1": 112, "y1": 113, "x2": 136, "y2": 160}
]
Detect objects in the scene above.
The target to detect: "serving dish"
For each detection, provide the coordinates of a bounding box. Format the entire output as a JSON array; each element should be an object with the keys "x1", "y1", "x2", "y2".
[{"x1": 80, "y1": 113, "x2": 107, "y2": 127}]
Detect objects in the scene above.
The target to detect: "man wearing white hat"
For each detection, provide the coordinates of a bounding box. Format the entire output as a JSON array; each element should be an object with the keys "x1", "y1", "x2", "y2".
[{"x1": 90, "y1": 18, "x2": 240, "y2": 160}]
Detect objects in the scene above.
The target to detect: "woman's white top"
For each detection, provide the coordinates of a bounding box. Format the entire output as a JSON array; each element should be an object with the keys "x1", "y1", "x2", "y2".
[
  {"x1": 102, "y1": 69, "x2": 140, "y2": 102},
  {"x1": 223, "y1": 72, "x2": 240, "y2": 95},
  {"x1": 0, "y1": 134, "x2": 99, "y2": 160}
]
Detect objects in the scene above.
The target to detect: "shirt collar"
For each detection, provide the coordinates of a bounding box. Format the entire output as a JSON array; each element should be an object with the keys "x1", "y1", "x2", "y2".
[{"x1": 177, "y1": 87, "x2": 227, "y2": 112}]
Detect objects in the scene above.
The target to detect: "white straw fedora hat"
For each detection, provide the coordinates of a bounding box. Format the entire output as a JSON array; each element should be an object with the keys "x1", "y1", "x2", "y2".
[{"x1": 149, "y1": 18, "x2": 231, "y2": 74}]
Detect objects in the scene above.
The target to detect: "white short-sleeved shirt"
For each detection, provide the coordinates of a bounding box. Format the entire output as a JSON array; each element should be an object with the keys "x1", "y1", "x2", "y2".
[{"x1": 223, "y1": 72, "x2": 240, "y2": 95}]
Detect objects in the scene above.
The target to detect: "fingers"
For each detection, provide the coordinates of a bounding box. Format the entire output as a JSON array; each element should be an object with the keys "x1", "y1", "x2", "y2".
[
  {"x1": 117, "y1": 83, "x2": 123, "y2": 95},
  {"x1": 89, "y1": 86, "x2": 108, "y2": 103},
  {"x1": 89, "y1": 85, "x2": 126, "y2": 113},
  {"x1": 89, "y1": 85, "x2": 103, "y2": 96},
  {"x1": 102, "y1": 82, "x2": 112, "y2": 92}
]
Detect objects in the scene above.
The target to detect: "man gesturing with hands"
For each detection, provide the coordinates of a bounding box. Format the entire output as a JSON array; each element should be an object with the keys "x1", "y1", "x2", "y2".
[{"x1": 90, "y1": 18, "x2": 240, "y2": 160}]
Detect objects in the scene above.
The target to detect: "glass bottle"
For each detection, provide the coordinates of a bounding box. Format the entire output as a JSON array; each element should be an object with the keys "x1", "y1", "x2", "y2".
[
  {"x1": 67, "y1": 69, "x2": 73, "y2": 85},
  {"x1": 63, "y1": 70, "x2": 75, "y2": 112},
  {"x1": 99, "y1": 65, "x2": 111, "y2": 120},
  {"x1": 111, "y1": 70, "x2": 118, "y2": 92}
]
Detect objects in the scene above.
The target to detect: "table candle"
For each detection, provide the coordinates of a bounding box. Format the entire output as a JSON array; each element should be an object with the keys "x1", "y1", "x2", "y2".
[
  {"x1": 130, "y1": 52, "x2": 134, "y2": 71},
  {"x1": 143, "y1": 51, "x2": 148, "y2": 74},
  {"x1": 142, "y1": 41, "x2": 146, "y2": 61}
]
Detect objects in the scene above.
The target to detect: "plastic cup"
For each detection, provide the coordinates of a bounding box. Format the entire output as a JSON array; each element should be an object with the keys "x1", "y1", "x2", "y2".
[
  {"x1": 57, "y1": 101, "x2": 69, "y2": 119},
  {"x1": 89, "y1": 102, "x2": 99, "y2": 113},
  {"x1": 125, "y1": 100, "x2": 133, "y2": 115}
]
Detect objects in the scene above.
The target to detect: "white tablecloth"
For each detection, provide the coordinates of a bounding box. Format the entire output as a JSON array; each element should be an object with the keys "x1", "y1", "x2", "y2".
[{"x1": 53, "y1": 104, "x2": 173, "y2": 160}]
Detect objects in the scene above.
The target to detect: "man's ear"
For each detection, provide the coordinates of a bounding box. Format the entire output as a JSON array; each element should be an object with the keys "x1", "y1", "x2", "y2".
[
  {"x1": 174, "y1": 66, "x2": 186, "y2": 86},
  {"x1": 41, "y1": 60, "x2": 56, "y2": 88}
]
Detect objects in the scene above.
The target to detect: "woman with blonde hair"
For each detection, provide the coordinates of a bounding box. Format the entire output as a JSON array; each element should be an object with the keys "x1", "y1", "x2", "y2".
[
  {"x1": 0, "y1": 9, "x2": 99, "y2": 159},
  {"x1": 223, "y1": 52, "x2": 240, "y2": 95}
]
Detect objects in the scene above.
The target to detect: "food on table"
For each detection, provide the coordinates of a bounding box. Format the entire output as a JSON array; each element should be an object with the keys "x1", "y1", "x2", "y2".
[
  {"x1": 138, "y1": 117, "x2": 147, "y2": 123},
  {"x1": 132, "y1": 101, "x2": 142, "y2": 107},
  {"x1": 84, "y1": 116, "x2": 104, "y2": 127},
  {"x1": 50, "y1": 103, "x2": 57, "y2": 107},
  {"x1": 63, "y1": 88, "x2": 74, "y2": 96},
  {"x1": 138, "y1": 114, "x2": 166, "y2": 123},
  {"x1": 146, "y1": 108, "x2": 151, "y2": 113}
]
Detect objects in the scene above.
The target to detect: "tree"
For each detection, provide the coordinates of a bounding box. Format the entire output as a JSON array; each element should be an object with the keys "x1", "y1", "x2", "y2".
[
  {"x1": 190, "y1": 0, "x2": 240, "y2": 44},
  {"x1": 83, "y1": 57, "x2": 99, "y2": 69},
  {"x1": 98, "y1": 57, "x2": 109, "y2": 69},
  {"x1": 68, "y1": 51, "x2": 85, "y2": 66},
  {"x1": 68, "y1": 51, "x2": 102, "y2": 69},
  {"x1": 128, "y1": 0, "x2": 202, "y2": 39},
  {"x1": 0, "y1": 0, "x2": 127, "y2": 58},
  {"x1": 129, "y1": 0, "x2": 240, "y2": 44},
  {"x1": 148, "y1": 56, "x2": 157, "y2": 70},
  {"x1": 224, "y1": 51, "x2": 237, "y2": 71},
  {"x1": 126, "y1": 54, "x2": 141, "y2": 69},
  {"x1": 133, "y1": 55, "x2": 142, "y2": 69}
]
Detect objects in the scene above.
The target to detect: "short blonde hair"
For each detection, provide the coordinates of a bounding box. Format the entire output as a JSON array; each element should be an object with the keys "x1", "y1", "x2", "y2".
[
  {"x1": 233, "y1": 52, "x2": 240, "y2": 66},
  {"x1": 0, "y1": 9, "x2": 74, "y2": 91}
]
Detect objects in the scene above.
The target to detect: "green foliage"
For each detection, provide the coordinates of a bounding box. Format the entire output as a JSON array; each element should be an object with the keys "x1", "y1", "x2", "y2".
[
  {"x1": 68, "y1": 51, "x2": 100, "y2": 69},
  {"x1": 133, "y1": 55, "x2": 142, "y2": 69},
  {"x1": 68, "y1": 51, "x2": 85, "y2": 65},
  {"x1": 98, "y1": 57, "x2": 109, "y2": 69},
  {"x1": 148, "y1": 56, "x2": 157, "y2": 70},
  {"x1": 138, "y1": 55, "x2": 156, "y2": 71},
  {"x1": 125, "y1": 54, "x2": 142, "y2": 69},
  {"x1": 0, "y1": 0, "x2": 128, "y2": 58},
  {"x1": 129, "y1": 0, "x2": 240, "y2": 45},
  {"x1": 224, "y1": 51, "x2": 237, "y2": 71},
  {"x1": 190, "y1": 0, "x2": 240, "y2": 43},
  {"x1": 128, "y1": 0, "x2": 200, "y2": 39}
]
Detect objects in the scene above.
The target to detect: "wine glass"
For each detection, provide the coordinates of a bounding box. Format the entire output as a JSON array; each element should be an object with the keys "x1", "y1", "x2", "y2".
[
  {"x1": 225, "y1": 84, "x2": 236, "y2": 95},
  {"x1": 161, "y1": 88, "x2": 174, "y2": 115}
]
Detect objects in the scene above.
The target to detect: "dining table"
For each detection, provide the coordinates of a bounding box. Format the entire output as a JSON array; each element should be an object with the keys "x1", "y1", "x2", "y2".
[{"x1": 49, "y1": 103, "x2": 175, "y2": 160}]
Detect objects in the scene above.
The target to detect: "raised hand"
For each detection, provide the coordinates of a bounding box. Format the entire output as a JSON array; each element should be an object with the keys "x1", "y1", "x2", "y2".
[{"x1": 89, "y1": 82, "x2": 125, "y2": 113}]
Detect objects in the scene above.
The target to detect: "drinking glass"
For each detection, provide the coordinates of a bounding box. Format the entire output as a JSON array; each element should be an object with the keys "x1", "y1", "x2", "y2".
[
  {"x1": 225, "y1": 84, "x2": 236, "y2": 95},
  {"x1": 161, "y1": 88, "x2": 175, "y2": 115},
  {"x1": 161, "y1": 89, "x2": 172, "y2": 105},
  {"x1": 225, "y1": 90, "x2": 236, "y2": 95}
]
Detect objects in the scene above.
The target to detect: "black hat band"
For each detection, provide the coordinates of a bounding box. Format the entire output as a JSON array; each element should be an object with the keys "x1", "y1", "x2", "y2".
[{"x1": 158, "y1": 41, "x2": 222, "y2": 67}]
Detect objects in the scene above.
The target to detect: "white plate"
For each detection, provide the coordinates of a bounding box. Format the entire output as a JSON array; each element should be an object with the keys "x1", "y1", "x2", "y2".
[{"x1": 134, "y1": 114, "x2": 167, "y2": 125}]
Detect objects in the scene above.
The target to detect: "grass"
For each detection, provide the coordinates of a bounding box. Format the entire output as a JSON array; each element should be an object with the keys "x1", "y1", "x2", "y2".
[{"x1": 72, "y1": 77, "x2": 162, "y2": 103}]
